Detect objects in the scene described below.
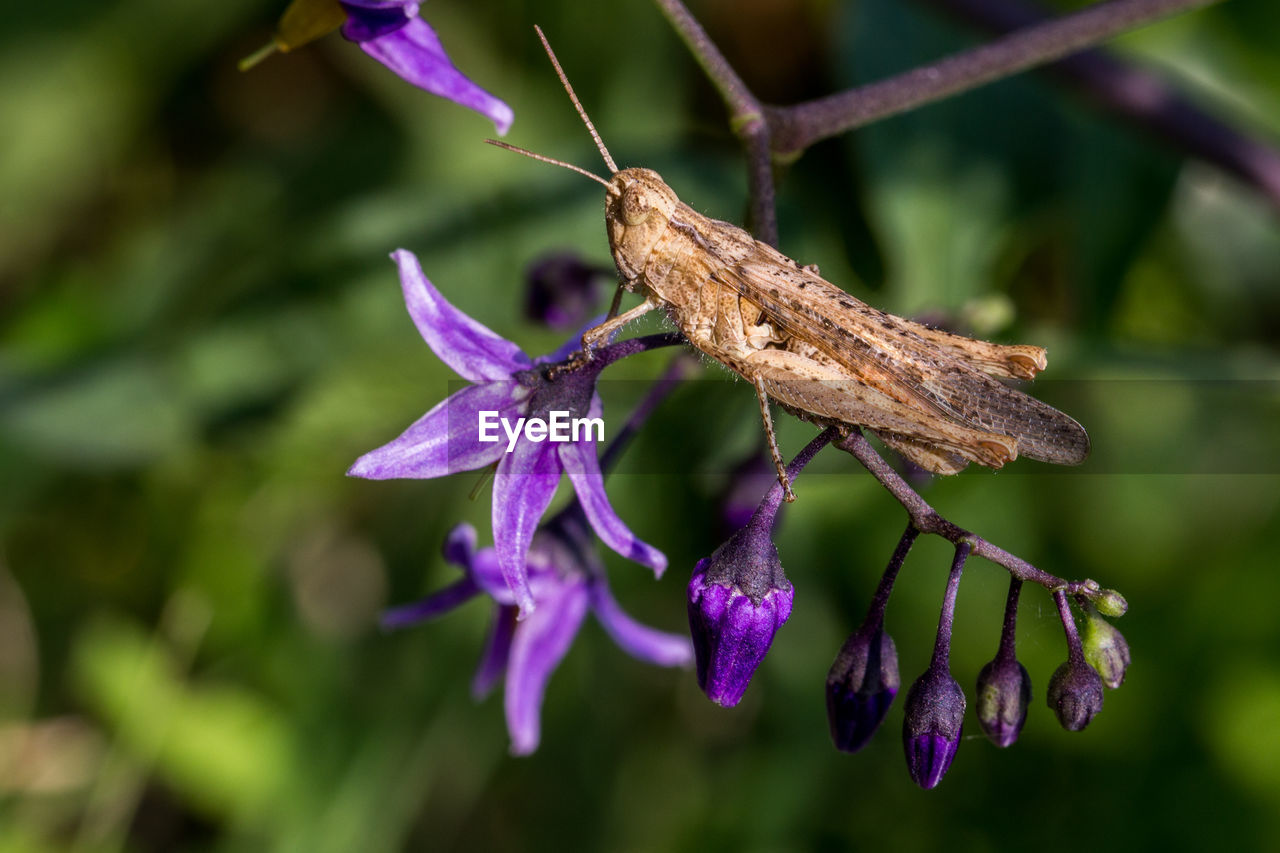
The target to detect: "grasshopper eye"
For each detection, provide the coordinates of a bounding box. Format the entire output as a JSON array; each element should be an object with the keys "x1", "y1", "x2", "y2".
[{"x1": 621, "y1": 185, "x2": 651, "y2": 226}]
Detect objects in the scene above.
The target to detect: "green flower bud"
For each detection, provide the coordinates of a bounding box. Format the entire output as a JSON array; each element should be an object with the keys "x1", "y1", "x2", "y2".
[
  {"x1": 1080, "y1": 603, "x2": 1130, "y2": 689},
  {"x1": 1093, "y1": 588, "x2": 1128, "y2": 618}
]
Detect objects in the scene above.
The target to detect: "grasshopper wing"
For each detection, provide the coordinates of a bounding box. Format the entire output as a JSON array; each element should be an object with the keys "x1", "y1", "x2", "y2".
[{"x1": 716, "y1": 248, "x2": 1090, "y2": 467}]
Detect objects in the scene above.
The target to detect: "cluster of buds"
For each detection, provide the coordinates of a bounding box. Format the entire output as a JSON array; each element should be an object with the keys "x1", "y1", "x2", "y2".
[{"x1": 689, "y1": 444, "x2": 1131, "y2": 788}]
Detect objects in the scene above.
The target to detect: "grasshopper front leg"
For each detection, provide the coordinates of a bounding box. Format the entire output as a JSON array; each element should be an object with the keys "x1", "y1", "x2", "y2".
[
  {"x1": 581, "y1": 296, "x2": 658, "y2": 353},
  {"x1": 550, "y1": 292, "x2": 658, "y2": 378}
]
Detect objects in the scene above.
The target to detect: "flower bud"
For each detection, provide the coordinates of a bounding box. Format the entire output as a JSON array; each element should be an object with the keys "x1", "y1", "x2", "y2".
[
  {"x1": 974, "y1": 656, "x2": 1032, "y2": 747},
  {"x1": 687, "y1": 530, "x2": 793, "y2": 707},
  {"x1": 1093, "y1": 588, "x2": 1128, "y2": 618},
  {"x1": 1080, "y1": 606, "x2": 1130, "y2": 689},
  {"x1": 523, "y1": 253, "x2": 605, "y2": 330},
  {"x1": 826, "y1": 627, "x2": 900, "y2": 753},
  {"x1": 1046, "y1": 658, "x2": 1104, "y2": 731},
  {"x1": 902, "y1": 666, "x2": 966, "y2": 789}
]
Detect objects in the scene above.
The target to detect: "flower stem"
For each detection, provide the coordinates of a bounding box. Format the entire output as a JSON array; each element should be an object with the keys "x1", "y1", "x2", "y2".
[
  {"x1": 996, "y1": 577, "x2": 1023, "y2": 662},
  {"x1": 863, "y1": 524, "x2": 919, "y2": 633},
  {"x1": 753, "y1": 426, "x2": 840, "y2": 531},
  {"x1": 835, "y1": 431, "x2": 1106, "y2": 602},
  {"x1": 931, "y1": 543, "x2": 970, "y2": 669},
  {"x1": 588, "y1": 332, "x2": 686, "y2": 372},
  {"x1": 1054, "y1": 588, "x2": 1086, "y2": 664}
]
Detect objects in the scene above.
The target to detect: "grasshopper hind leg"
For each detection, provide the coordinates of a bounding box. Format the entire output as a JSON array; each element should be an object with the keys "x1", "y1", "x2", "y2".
[{"x1": 753, "y1": 375, "x2": 796, "y2": 502}]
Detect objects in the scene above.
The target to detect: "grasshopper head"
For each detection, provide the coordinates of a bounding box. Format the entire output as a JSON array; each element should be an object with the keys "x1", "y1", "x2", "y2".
[{"x1": 606, "y1": 168, "x2": 679, "y2": 287}]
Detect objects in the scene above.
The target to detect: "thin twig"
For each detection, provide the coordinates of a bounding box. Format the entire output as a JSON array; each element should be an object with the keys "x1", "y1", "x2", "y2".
[
  {"x1": 920, "y1": 0, "x2": 1280, "y2": 211},
  {"x1": 864, "y1": 524, "x2": 919, "y2": 632},
  {"x1": 837, "y1": 432, "x2": 1100, "y2": 599},
  {"x1": 766, "y1": 0, "x2": 1225, "y2": 155},
  {"x1": 653, "y1": 0, "x2": 779, "y2": 245},
  {"x1": 931, "y1": 543, "x2": 970, "y2": 668},
  {"x1": 652, "y1": 0, "x2": 760, "y2": 125}
]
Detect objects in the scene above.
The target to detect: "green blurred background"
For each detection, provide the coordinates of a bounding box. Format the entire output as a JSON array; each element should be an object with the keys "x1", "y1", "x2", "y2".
[{"x1": 3, "y1": 0, "x2": 1280, "y2": 850}]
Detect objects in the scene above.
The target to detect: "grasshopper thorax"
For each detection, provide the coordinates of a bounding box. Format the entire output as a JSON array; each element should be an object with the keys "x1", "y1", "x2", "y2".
[{"x1": 606, "y1": 168, "x2": 680, "y2": 287}]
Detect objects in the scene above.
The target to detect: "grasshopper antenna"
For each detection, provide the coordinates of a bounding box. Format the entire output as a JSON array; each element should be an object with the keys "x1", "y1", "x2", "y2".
[
  {"x1": 534, "y1": 25, "x2": 619, "y2": 174},
  {"x1": 484, "y1": 140, "x2": 611, "y2": 188}
]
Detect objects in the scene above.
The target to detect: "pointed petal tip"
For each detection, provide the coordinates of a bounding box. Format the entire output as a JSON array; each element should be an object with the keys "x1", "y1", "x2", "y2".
[
  {"x1": 508, "y1": 737, "x2": 538, "y2": 757},
  {"x1": 491, "y1": 106, "x2": 514, "y2": 136}
]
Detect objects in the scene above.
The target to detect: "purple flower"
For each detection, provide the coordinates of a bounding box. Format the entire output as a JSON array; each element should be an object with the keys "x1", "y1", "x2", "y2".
[
  {"x1": 383, "y1": 516, "x2": 692, "y2": 755},
  {"x1": 256, "y1": 0, "x2": 512, "y2": 134},
  {"x1": 349, "y1": 249, "x2": 665, "y2": 616},
  {"x1": 340, "y1": 1, "x2": 513, "y2": 134}
]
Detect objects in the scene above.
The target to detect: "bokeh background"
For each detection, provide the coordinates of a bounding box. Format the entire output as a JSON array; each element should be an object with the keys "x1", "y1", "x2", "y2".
[{"x1": 4, "y1": 0, "x2": 1280, "y2": 850}]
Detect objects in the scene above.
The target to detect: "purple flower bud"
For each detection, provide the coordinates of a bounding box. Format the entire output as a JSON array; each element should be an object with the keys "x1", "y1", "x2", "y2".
[
  {"x1": 1047, "y1": 658, "x2": 1105, "y2": 731},
  {"x1": 687, "y1": 429, "x2": 835, "y2": 707},
  {"x1": 687, "y1": 527, "x2": 794, "y2": 707},
  {"x1": 974, "y1": 656, "x2": 1032, "y2": 748},
  {"x1": 975, "y1": 577, "x2": 1031, "y2": 748},
  {"x1": 523, "y1": 253, "x2": 606, "y2": 330},
  {"x1": 1080, "y1": 604, "x2": 1130, "y2": 689},
  {"x1": 826, "y1": 627, "x2": 900, "y2": 753},
  {"x1": 902, "y1": 667, "x2": 966, "y2": 789}
]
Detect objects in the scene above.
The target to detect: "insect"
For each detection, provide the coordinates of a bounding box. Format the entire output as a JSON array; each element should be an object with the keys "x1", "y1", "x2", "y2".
[{"x1": 489, "y1": 27, "x2": 1089, "y2": 500}]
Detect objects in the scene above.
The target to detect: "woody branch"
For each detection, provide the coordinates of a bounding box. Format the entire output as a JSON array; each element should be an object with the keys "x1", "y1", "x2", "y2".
[
  {"x1": 655, "y1": 0, "x2": 1280, "y2": 238},
  {"x1": 646, "y1": 0, "x2": 1234, "y2": 603}
]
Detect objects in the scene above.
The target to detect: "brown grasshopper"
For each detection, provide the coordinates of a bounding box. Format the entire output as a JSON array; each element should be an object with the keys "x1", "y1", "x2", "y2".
[{"x1": 490, "y1": 27, "x2": 1089, "y2": 500}]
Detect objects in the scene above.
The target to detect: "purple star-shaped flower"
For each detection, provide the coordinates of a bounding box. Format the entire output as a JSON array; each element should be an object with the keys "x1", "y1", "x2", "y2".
[
  {"x1": 349, "y1": 250, "x2": 665, "y2": 616},
  {"x1": 339, "y1": 1, "x2": 513, "y2": 134},
  {"x1": 384, "y1": 515, "x2": 692, "y2": 754}
]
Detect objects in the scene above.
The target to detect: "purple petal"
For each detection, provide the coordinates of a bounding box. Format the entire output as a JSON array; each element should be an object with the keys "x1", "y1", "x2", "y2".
[
  {"x1": 347, "y1": 381, "x2": 517, "y2": 479},
  {"x1": 339, "y1": 1, "x2": 414, "y2": 41},
  {"x1": 687, "y1": 567, "x2": 793, "y2": 707},
  {"x1": 359, "y1": 20, "x2": 514, "y2": 135},
  {"x1": 466, "y1": 546, "x2": 515, "y2": 603},
  {"x1": 380, "y1": 577, "x2": 479, "y2": 630},
  {"x1": 472, "y1": 604, "x2": 517, "y2": 699},
  {"x1": 504, "y1": 576, "x2": 590, "y2": 755},
  {"x1": 905, "y1": 733, "x2": 961, "y2": 790},
  {"x1": 588, "y1": 577, "x2": 692, "y2": 667},
  {"x1": 392, "y1": 249, "x2": 528, "y2": 381},
  {"x1": 560, "y1": 436, "x2": 667, "y2": 576},
  {"x1": 493, "y1": 442, "x2": 563, "y2": 617}
]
